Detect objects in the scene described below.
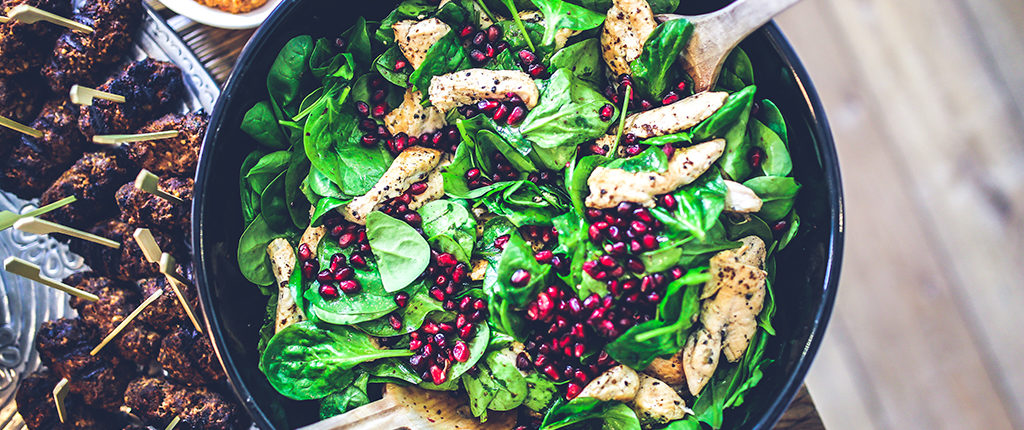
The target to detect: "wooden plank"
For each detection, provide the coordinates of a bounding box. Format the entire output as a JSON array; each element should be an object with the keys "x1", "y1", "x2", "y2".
[
  {"x1": 774, "y1": 2, "x2": 1019, "y2": 429},
  {"x1": 805, "y1": 321, "x2": 885, "y2": 430},
  {"x1": 774, "y1": 386, "x2": 825, "y2": 430},
  {"x1": 956, "y1": 0, "x2": 1024, "y2": 125},
  {"x1": 806, "y1": 0, "x2": 1024, "y2": 425}
]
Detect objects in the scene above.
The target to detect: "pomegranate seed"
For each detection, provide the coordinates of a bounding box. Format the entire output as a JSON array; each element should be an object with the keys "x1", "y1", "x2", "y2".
[
  {"x1": 339, "y1": 280, "x2": 361, "y2": 294},
  {"x1": 317, "y1": 269, "x2": 333, "y2": 283},
  {"x1": 676, "y1": 81, "x2": 688, "y2": 92},
  {"x1": 459, "y1": 323, "x2": 474, "y2": 338},
  {"x1": 437, "y1": 253, "x2": 457, "y2": 267},
  {"x1": 430, "y1": 365, "x2": 447, "y2": 385},
  {"x1": 319, "y1": 284, "x2": 339, "y2": 299},
  {"x1": 582, "y1": 260, "x2": 599, "y2": 277},
  {"x1": 587, "y1": 224, "x2": 603, "y2": 242},
  {"x1": 456, "y1": 314, "x2": 468, "y2": 329},
  {"x1": 472, "y1": 31, "x2": 486, "y2": 46},
  {"x1": 429, "y1": 287, "x2": 446, "y2": 301},
  {"x1": 598, "y1": 255, "x2": 617, "y2": 268},
  {"x1": 660, "y1": 194, "x2": 677, "y2": 210},
  {"x1": 394, "y1": 292, "x2": 410, "y2": 307},
  {"x1": 573, "y1": 343, "x2": 586, "y2": 357},
  {"x1": 493, "y1": 103, "x2": 510, "y2": 122},
  {"x1": 642, "y1": 234, "x2": 658, "y2": 250},
  {"x1": 606, "y1": 242, "x2": 627, "y2": 255},
  {"x1": 640, "y1": 99, "x2": 655, "y2": 111},
  {"x1": 543, "y1": 364, "x2": 561, "y2": 380},
  {"x1": 443, "y1": 299, "x2": 457, "y2": 311},
  {"x1": 606, "y1": 225, "x2": 622, "y2": 241},
  {"x1": 470, "y1": 49, "x2": 487, "y2": 64},
  {"x1": 300, "y1": 260, "x2": 317, "y2": 279},
  {"x1": 536, "y1": 292, "x2": 554, "y2": 317},
  {"x1": 409, "y1": 339, "x2": 423, "y2": 350},
  {"x1": 422, "y1": 343, "x2": 434, "y2": 356},
  {"x1": 527, "y1": 64, "x2": 546, "y2": 78},
  {"x1": 630, "y1": 220, "x2": 649, "y2": 234},
  {"x1": 662, "y1": 91, "x2": 681, "y2": 105},
  {"x1": 599, "y1": 104, "x2": 614, "y2": 121},
  {"x1": 337, "y1": 232, "x2": 356, "y2": 248},
  {"x1": 360, "y1": 134, "x2": 378, "y2": 147},
  {"x1": 486, "y1": 25, "x2": 501, "y2": 42},
  {"x1": 469, "y1": 309, "x2": 485, "y2": 322},
  {"x1": 510, "y1": 269, "x2": 531, "y2": 287},
  {"x1": 389, "y1": 314, "x2": 403, "y2": 330},
  {"x1": 422, "y1": 321, "x2": 439, "y2": 334},
  {"x1": 355, "y1": 101, "x2": 370, "y2": 116},
  {"x1": 773, "y1": 220, "x2": 789, "y2": 232},
  {"x1": 452, "y1": 340, "x2": 470, "y2": 362},
  {"x1": 372, "y1": 104, "x2": 387, "y2": 118},
  {"x1": 583, "y1": 294, "x2": 600, "y2": 310},
  {"x1": 485, "y1": 43, "x2": 496, "y2": 58},
  {"x1": 663, "y1": 143, "x2": 675, "y2": 159},
  {"x1": 507, "y1": 106, "x2": 526, "y2": 125},
  {"x1": 394, "y1": 59, "x2": 408, "y2": 71},
  {"x1": 452, "y1": 264, "x2": 468, "y2": 283},
  {"x1": 518, "y1": 50, "x2": 538, "y2": 64},
  {"x1": 750, "y1": 148, "x2": 766, "y2": 168},
  {"x1": 297, "y1": 243, "x2": 312, "y2": 261},
  {"x1": 409, "y1": 353, "x2": 424, "y2": 368},
  {"x1": 460, "y1": 25, "x2": 475, "y2": 38},
  {"x1": 477, "y1": 99, "x2": 500, "y2": 113},
  {"x1": 433, "y1": 333, "x2": 448, "y2": 348},
  {"x1": 403, "y1": 212, "x2": 422, "y2": 225},
  {"x1": 349, "y1": 253, "x2": 367, "y2": 268},
  {"x1": 334, "y1": 267, "x2": 354, "y2": 281},
  {"x1": 493, "y1": 235, "x2": 510, "y2": 250},
  {"x1": 465, "y1": 168, "x2": 481, "y2": 180},
  {"x1": 535, "y1": 250, "x2": 554, "y2": 264}
]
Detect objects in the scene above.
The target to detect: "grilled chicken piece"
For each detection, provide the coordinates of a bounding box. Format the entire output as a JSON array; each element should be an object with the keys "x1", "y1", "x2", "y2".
[
  {"x1": 124, "y1": 376, "x2": 241, "y2": 430},
  {"x1": 39, "y1": 152, "x2": 134, "y2": 229},
  {"x1": 343, "y1": 146, "x2": 443, "y2": 224},
  {"x1": 585, "y1": 139, "x2": 725, "y2": 209},
  {"x1": 138, "y1": 276, "x2": 199, "y2": 333},
  {"x1": 267, "y1": 238, "x2": 304, "y2": 332},
  {"x1": 65, "y1": 272, "x2": 160, "y2": 364},
  {"x1": 115, "y1": 176, "x2": 193, "y2": 235},
  {"x1": 701, "y1": 236, "x2": 767, "y2": 299},
  {"x1": 42, "y1": 0, "x2": 143, "y2": 92},
  {"x1": 67, "y1": 218, "x2": 180, "y2": 282},
  {"x1": 385, "y1": 88, "x2": 447, "y2": 137},
  {"x1": 2, "y1": 98, "x2": 87, "y2": 198},
  {"x1": 0, "y1": 0, "x2": 73, "y2": 75},
  {"x1": 78, "y1": 59, "x2": 184, "y2": 139},
  {"x1": 601, "y1": 0, "x2": 658, "y2": 76},
  {"x1": 158, "y1": 328, "x2": 226, "y2": 386},
  {"x1": 123, "y1": 112, "x2": 207, "y2": 177},
  {"x1": 393, "y1": 18, "x2": 451, "y2": 70},
  {"x1": 624, "y1": 92, "x2": 728, "y2": 139},
  {"x1": 408, "y1": 154, "x2": 449, "y2": 211},
  {"x1": 630, "y1": 374, "x2": 689, "y2": 428},
  {"x1": 0, "y1": 74, "x2": 43, "y2": 150},
  {"x1": 577, "y1": 364, "x2": 640, "y2": 402},
  {"x1": 724, "y1": 180, "x2": 763, "y2": 213},
  {"x1": 643, "y1": 349, "x2": 686, "y2": 386},
  {"x1": 429, "y1": 69, "x2": 539, "y2": 112},
  {"x1": 682, "y1": 327, "x2": 721, "y2": 396},
  {"x1": 16, "y1": 369, "x2": 107, "y2": 430}
]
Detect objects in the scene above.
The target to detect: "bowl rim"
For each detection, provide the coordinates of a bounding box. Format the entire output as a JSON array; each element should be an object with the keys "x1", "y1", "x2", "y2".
[{"x1": 193, "y1": 4, "x2": 845, "y2": 428}]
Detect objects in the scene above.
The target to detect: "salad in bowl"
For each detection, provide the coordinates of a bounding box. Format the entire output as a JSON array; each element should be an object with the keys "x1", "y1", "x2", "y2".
[{"x1": 234, "y1": 0, "x2": 801, "y2": 428}]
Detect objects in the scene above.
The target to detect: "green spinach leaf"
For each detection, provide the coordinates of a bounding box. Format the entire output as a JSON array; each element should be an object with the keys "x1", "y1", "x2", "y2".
[
  {"x1": 651, "y1": 171, "x2": 727, "y2": 241},
  {"x1": 749, "y1": 118, "x2": 792, "y2": 177},
  {"x1": 237, "y1": 214, "x2": 283, "y2": 286},
  {"x1": 366, "y1": 211, "x2": 431, "y2": 293},
  {"x1": 358, "y1": 286, "x2": 443, "y2": 336},
  {"x1": 419, "y1": 199, "x2": 478, "y2": 262},
  {"x1": 742, "y1": 176, "x2": 800, "y2": 222},
  {"x1": 260, "y1": 171, "x2": 291, "y2": 232},
  {"x1": 241, "y1": 101, "x2": 289, "y2": 149},
  {"x1": 495, "y1": 233, "x2": 551, "y2": 307},
  {"x1": 268, "y1": 35, "x2": 315, "y2": 117},
  {"x1": 304, "y1": 87, "x2": 393, "y2": 195},
  {"x1": 604, "y1": 145, "x2": 669, "y2": 173},
  {"x1": 529, "y1": 0, "x2": 605, "y2": 50},
  {"x1": 319, "y1": 373, "x2": 370, "y2": 419},
  {"x1": 306, "y1": 236, "x2": 399, "y2": 324},
  {"x1": 549, "y1": 38, "x2": 602, "y2": 85},
  {"x1": 408, "y1": 31, "x2": 471, "y2": 95},
  {"x1": 539, "y1": 397, "x2": 641, "y2": 430},
  {"x1": 630, "y1": 18, "x2": 693, "y2": 99}
]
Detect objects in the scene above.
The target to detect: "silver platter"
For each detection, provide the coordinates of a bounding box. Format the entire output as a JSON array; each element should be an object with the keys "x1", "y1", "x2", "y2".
[{"x1": 0, "y1": 3, "x2": 220, "y2": 428}]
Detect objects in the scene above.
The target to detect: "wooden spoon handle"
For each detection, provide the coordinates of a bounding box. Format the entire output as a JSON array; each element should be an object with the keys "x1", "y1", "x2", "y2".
[{"x1": 299, "y1": 397, "x2": 426, "y2": 430}]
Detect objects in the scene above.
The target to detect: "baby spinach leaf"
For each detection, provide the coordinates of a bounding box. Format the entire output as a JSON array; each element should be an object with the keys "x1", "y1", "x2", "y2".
[
  {"x1": 304, "y1": 87, "x2": 393, "y2": 195},
  {"x1": 419, "y1": 199, "x2": 478, "y2": 262},
  {"x1": 495, "y1": 233, "x2": 551, "y2": 307},
  {"x1": 692, "y1": 85, "x2": 756, "y2": 181},
  {"x1": 311, "y1": 197, "x2": 350, "y2": 226},
  {"x1": 463, "y1": 367, "x2": 498, "y2": 420},
  {"x1": 720, "y1": 47, "x2": 755, "y2": 92},
  {"x1": 651, "y1": 171, "x2": 727, "y2": 241},
  {"x1": 307, "y1": 237, "x2": 399, "y2": 324},
  {"x1": 691, "y1": 331, "x2": 770, "y2": 428},
  {"x1": 408, "y1": 31, "x2": 472, "y2": 95},
  {"x1": 643, "y1": 131, "x2": 693, "y2": 147},
  {"x1": 268, "y1": 35, "x2": 315, "y2": 117},
  {"x1": 494, "y1": 18, "x2": 544, "y2": 53},
  {"x1": 341, "y1": 17, "x2": 372, "y2": 68},
  {"x1": 630, "y1": 18, "x2": 693, "y2": 99},
  {"x1": 529, "y1": 0, "x2": 605, "y2": 50},
  {"x1": 758, "y1": 278, "x2": 776, "y2": 335},
  {"x1": 778, "y1": 210, "x2": 800, "y2": 251},
  {"x1": 419, "y1": 321, "x2": 490, "y2": 390},
  {"x1": 567, "y1": 154, "x2": 607, "y2": 216},
  {"x1": 362, "y1": 357, "x2": 423, "y2": 384},
  {"x1": 237, "y1": 214, "x2": 283, "y2": 286},
  {"x1": 749, "y1": 118, "x2": 792, "y2": 177},
  {"x1": 604, "y1": 145, "x2": 669, "y2": 173},
  {"x1": 286, "y1": 143, "x2": 312, "y2": 230},
  {"x1": 241, "y1": 101, "x2": 289, "y2": 149},
  {"x1": 523, "y1": 373, "x2": 558, "y2": 411},
  {"x1": 240, "y1": 150, "x2": 265, "y2": 226},
  {"x1": 260, "y1": 171, "x2": 291, "y2": 232},
  {"x1": 648, "y1": 0, "x2": 680, "y2": 14},
  {"x1": 549, "y1": 38, "x2": 602, "y2": 85},
  {"x1": 259, "y1": 321, "x2": 412, "y2": 400},
  {"x1": 539, "y1": 397, "x2": 641, "y2": 430},
  {"x1": 246, "y1": 150, "x2": 291, "y2": 193},
  {"x1": 358, "y1": 286, "x2": 442, "y2": 336},
  {"x1": 318, "y1": 373, "x2": 370, "y2": 419},
  {"x1": 742, "y1": 176, "x2": 800, "y2": 222},
  {"x1": 519, "y1": 69, "x2": 614, "y2": 171},
  {"x1": 366, "y1": 211, "x2": 431, "y2": 293},
  {"x1": 307, "y1": 165, "x2": 348, "y2": 199},
  {"x1": 375, "y1": 46, "x2": 411, "y2": 88},
  {"x1": 309, "y1": 38, "x2": 354, "y2": 81},
  {"x1": 724, "y1": 213, "x2": 773, "y2": 245},
  {"x1": 759, "y1": 98, "x2": 788, "y2": 145}
]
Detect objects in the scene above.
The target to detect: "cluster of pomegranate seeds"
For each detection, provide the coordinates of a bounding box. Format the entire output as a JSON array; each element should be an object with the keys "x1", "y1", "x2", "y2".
[
  {"x1": 378, "y1": 125, "x2": 463, "y2": 157},
  {"x1": 408, "y1": 302, "x2": 485, "y2": 385},
  {"x1": 518, "y1": 284, "x2": 621, "y2": 400},
  {"x1": 521, "y1": 225, "x2": 561, "y2": 253},
  {"x1": 421, "y1": 250, "x2": 474, "y2": 308},
  {"x1": 297, "y1": 242, "x2": 318, "y2": 280},
  {"x1": 460, "y1": 24, "x2": 511, "y2": 66},
  {"x1": 516, "y1": 49, "x2": 548, "y2": 78},
  {"x1": 464, "y1": 152, "x2": 520, "y2": 189},
  {"x1": 526, "y1": 170, "x2": 557, "y2": 187},
  {"x1": 376, "y1": 181, "x2": 429, "y2": 227},
  {"x1": 458, "y1": 92, "x2": 530, "y2": 126},
  {"x1": 603, "y1": 74, "x2": 690, "y2": 111}
]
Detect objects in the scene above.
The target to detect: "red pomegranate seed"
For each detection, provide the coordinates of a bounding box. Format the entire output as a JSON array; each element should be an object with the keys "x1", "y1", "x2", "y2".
[
  {"x1": 599, "y1": 104, "x2": 614, "y2": 121},
  {"x1": 773, "y1": 220, "x2": 789, "y2": 232},
  {"x1": 536, "y1": 292, "x2": 554, "y2": 317},
  {"x1": 630, "y1": 220, "x2": 649, "y2": 234},
  {"x1": 339, "y1": 280, "x2": 361, "y2": 294},
  {"x1": 316, "y1": 269, "x2": 333, "y2": 283},
  {"x1": 437, "y1": 253, "x2": 457, "y2": 267},
  {"x1": 452, "y1": 340, "x2": 470, "y2": 362},
  {"x1": 465, "y1": 168, "x2": 481, "y2": 180},
  {"x1": 297, "y1": 243, "x2": 312, "y2": 261},
  {"x1": 477, "y1": 100, "x2": 500, "y2": 113},
  {"x1": 409, "y1": 339, "x2": 423, "y2": 350},
  {"x1": 582, "y1": 260, "x2": 599, "y2": 277},
  {"x1": 460, "y1": 25, "x2": 475, "y2": 38},
  {"x1": 493, "y1": 104, "x2": 510, "y2": 122},
  {"x1": 660, "y1": 194, "x2": 677, "y2": 210},
  {"x1": 470, "y1": 49, "x2": 487, "y2": 63},
  {"x1": 438, "y1": 323, "x2": 455, "y2": 334},
  {"x1": 676, "y1": 81, "x2": 688, "y2": 92},
  {"x1": 535, "y1": 250, "x2": 554, "y2": 264},
  {"x1": 300, "y1": 260, "x2": 317, "y2": 279},
  {"x1": 360, "y1": 134, "x2": 378, "y2": 147},
  {"x1": 349, "y1": 253, "x2": 367, "y2": 268},
  {"x1": 662, "y1": 91, "x2": 681, "y2": 105},
  {"x1": 394, "y1": 292, "x2": 410, "y2": 307},
  {"x1": 750, "y1": 148, "x2": 766, "y2": 168},
  {"x1": 510, "y1": 269, "x2": 531, "y2": 287},
  {"x1": 394, "y1": 59, "x2": 408, "y2": 71},
  {"x1": 429, "y1": 287, "x2": 446, "y2": 301},
  {"x1": 337, "y1": 232, "x2": 356, "y2": 248},
  {"x1": 389, "y1": 314, "x2": 403, "y2": 330},
  {"x1": 459, "y1": 323, "x2": 474, "y2": 338},
  {"x1": 372, "y1": 104, "x2": 387, "y2": 118},
  {"x1": 430, "y1": 365, "x2": 447, "y2": 385},
  {"x1": 587, "y1": 224, "x2": 603, "y2": 242},
  {"x1": 507, "y1": 106, "x2": 526, "y2": 125},
  {"x1": 486, "y1": 25, "x2": 501, "y2": 42},
  {"x1": 493, "y1": 235, "x2": 510, "y2": 250},
  {"x1": 598, "y1": 255, "x2": 617, "y2": 268},
  {"x1": 527, "y1": 64, "x2": 546, "y2": 78},
  {"x1": 452, "y1": 263, "x2": 469, "y2": 283},
  {"x1": 518, "y1": 50, "x2": 538, "y2": 64},
  {"x1": 485, "y1": 43, "x2": 496, "y2": 58},
  {"x1": 543, "y1": 364, "x2": 561, "y2": 380},
  {"x1": 334, "y1": 267, "x2": 354, "y2": 281},
  {"x1": 456, "y1": 314, "x2": 468, "y2": 329},
  {"x1": 472, "y1": 299, "x2": 486, "y2": 310},
  {"x1": 423, "y1": 321, "x2": 439, "y2": 334},
  {"x1": 607, "y1": 242, "x2": 627, "y2": 255},
  {"x1": 642, "y1": 234, "x2": 658, "y2": 250},
  {"x1": 403, "y1": 212, "x2": 422, "y2": 225},
  {"x1": 319, "y1": 284, "x2": 339, "y2": 299},
  {"x1": 583, "y1": 294, "x2": 600, "y2": 310},
  {"x1": 573, "y1": 343, "x2": 586, "y2": 358}
]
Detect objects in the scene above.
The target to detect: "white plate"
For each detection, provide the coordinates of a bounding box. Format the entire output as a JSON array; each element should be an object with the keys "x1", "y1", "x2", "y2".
[{"x1": 156, "y1": 0, "x2": 282, "y2": 29}]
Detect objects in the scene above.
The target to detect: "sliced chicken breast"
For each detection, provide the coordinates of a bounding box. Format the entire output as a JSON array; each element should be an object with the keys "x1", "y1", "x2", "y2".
[
  {"x1": 429, "y1": 69, "x2": 539, "y2": 112},
  {"x1": 643, "y1": 350, "x2": 685, "y2": 386},
  {"x1": 682, "y1": 327, "x2": 722, "y2": 396},
  {"x1": 601, "y1": 0, "x2": 658, "y2": 76},
  {"x1": 624, "y1": 91, "x2": 729, "y2": 139},
  {"x1": 577, "y1": 365, "x2": 641, "y2": 402},
  {"x1": 630, "y1": 374, "x2": 690, "y2": 427},
  {"x1": 385, "y1": 89, "x2": 447, "y2": 138},
  {"x1": 724, "y1": 180, "x2": 763, "y2": 213},
  {"x1": 409, "y1": 154, "x2": 450, "y2": 211},
  {"x1": 266, "y1": 238, "x2": 304, "y2": 332},
  {"x1": 585, "y1": 138, "x2": 726, "y2": 209},
  {"x1": 343, "y1": 146, "x2": 443, "y2": 224},
  {"x1": 393, "y1": 18, "x2": 451, "y2": 70}
]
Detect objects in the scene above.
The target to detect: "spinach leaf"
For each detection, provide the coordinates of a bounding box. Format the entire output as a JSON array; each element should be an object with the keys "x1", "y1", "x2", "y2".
[
  {"x1": 642, "y1": 222, "x2": 738, "y2": 271},
  {"x1": 758, "y1": 278, "x2": 776, "y2": 335},
  {"x1": 778, "y1": 210, "x2": 800, "y2": 251},
  {"x1": 408, "y1": 31, "x2": 471, "y2": 95},
  {"x1": 495, "y1": 233, "x2": 551, "y2": 307},
  {"x1": 304, "y1": 87, "x2": 393, "y2": 195},
  {"x1": 717, "y1": 47, "x2": 754, "y2": 92},
  {"x1": 523, "y1": 373, "x2": 558, "y2": 411},
  {"x1": 549, "y1": 38, "x2": 602, "y2": 85},
  {"x1": 241, "y1": 101, "x2": 289, "y2": 149},
  {"x1": 749, "y1": 118, "x2": 792, "y2": 177},
  {"x1": 259, "y1": 321, "x2": 412, "y2": 400},
  {"x1": 311, "y1": 197, "x2": 349, "y2": 227},
  {"x1": 309, "y1": 38, "x2": 355, "y2": 81},
  {"x1": 494, "y1": 18, "x2": 544, "y2": 53},
  {"x1": 286, "y1": 143, "x2": 312, "y2": 229},
  {"x1": 567, "y1": 154, "x2": 607, "y2": 216},
  {"x1": 306, "y1": 236, "x2": 399, "y2": 324},
  {"x1": 319, "y1": 373, "x2": 370, "y2": 419},
  {"x1": 260, "y1": 171, "x2": 291, "y2": 232},
  {"x1": 699, "y1": 86, "x2": 755, "y2": 181},
  {"x1": 341, "y1": 17, "x2": 372, "y2": 68},
  {"x1": 246, "y1": 150, "x2": 290, "y2": 193},
  {"x1": 608, "y1": 269, "x2": 706, "y2": 357},
  {"x1": 723, "y1": 213, "x2": 773, "y2": 245},
  {"x1": 358, "y1": 286, "x2": 443, "y2": 336},
  {"x1": 630, "y1": 18, "x2": 693, "y2": 99},
  {"x1": 419, "y1": 321, "x2": 490, "y2": 390},
  {"x1": 240, "y1": 150, "x2": 265, "y2": 226},
  {"x1": 464, "y1": 348, "x2": 528, "y2": 419},
  {"x1": 478, "y1": 181, "x2": 569, "y2": 228},
  {"x1": 604, "y1": 145, "x2": 668, "y2": 173},
  {"x1": 539, "y1": 397, "x2": 641, "y2": 430},
  {"x1": 643, "y1": 131, "x2": 693, "y2": 147},
  {"x1": 485, "y1": 49, "x2": 520, "y2": 71},
  {"x1": 691, "y1": 331, "x2": 770, "y2": 428},
  {"x1": 307, "y1": 164, "x2": 348, "y2": 199},
  {"x1": 268, "y1": 35, "x2": 314, "y2": 117},
  {"x1": 529, "y1": 0, "x2": 605, "y2": 50},
  {"x1": 759, "y1": 98, "x2": 788, "y2": 145},
  {"x1": 650, "y1": 171, "x2": 727, "y2": 241},
  {"x1": 375, "y1": 46, "x2": 411, "y2": 88},
  {"x1": 419, "y1": 200, "x2": 478, "y2": 262},
  {"x1": 742, "y1": 176, "x2": 800, "y2": 222},
  {"x1": 519, "y1": 69, "x2": 615, "y2": 170},
  {"x1": 366, "y1": 211, "x2": 431, "y2": 293},
  {"x1": 257, "y1": 293, "x2": 278, "y2": 355},
  {"x1": 648, "y1": 0, "x2": 680, "y2": 14},
  {"x1": 237, "y1": 214, "x2": 283, "y2": 286},
  {"x1": 604, "y1": 319, "x2": 679, "y2": 369}
]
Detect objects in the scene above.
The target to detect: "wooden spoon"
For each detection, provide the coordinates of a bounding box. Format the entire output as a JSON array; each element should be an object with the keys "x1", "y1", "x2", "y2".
[
  {"x1": 658, "y1": 0, "x2": 802, "y2": 92},
  {"x1": 300, "y1": 384, "x2": 515, "y2": 430}
]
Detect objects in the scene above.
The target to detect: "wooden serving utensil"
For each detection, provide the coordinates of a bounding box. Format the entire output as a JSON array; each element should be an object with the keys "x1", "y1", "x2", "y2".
[
  {"x1": 657, "y1": 0, "x2": 802, "y2": 92},
  {"x1": 300, "y1": 383, "x2": 515, "y2": 430},
  {"x1": 0, "y1": 5, "x2": 93, "y2": 33}
]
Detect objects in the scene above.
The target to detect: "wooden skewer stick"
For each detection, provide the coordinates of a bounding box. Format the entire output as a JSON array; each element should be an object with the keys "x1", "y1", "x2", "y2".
[
  {"x1": 53, "y1": 378, "x2": 70, "y2": 423},
  {"x1": 1, "y1": 5, "x2": 92, "y2": 33},
  {"x1": 93, "y1": 130, "x2": 178, "y2": 145},
  {"x1": 4, "y1": 257, "x2": 99, "y2": 301},
  {"x1": 0, "y1": 195, "x2": 76, "y2": 231},
  {"x1": 158, "y1": 253, "x2": 203, "y2": 333},
  {"x1": 14, "y1": 216, "x2": 120, "y2": 249},
  {"x1": 165, "y1": 415, "x2": 181, "y2": 430},
  {"x1": 133, "y1": 228, "x2": 162, "y2": 263},
  {"x1": 70, "y1": 84, "x2": 125, "y2": 106},
  {"x1": 134, "y1": 170, "x2": 183, "y2": 204},
  {"x1": 0, "y1": 115, "x2": 42, "y2": 139},
  {"x1": 90, "y1": 289, "x2": 163, "y2": 355}
]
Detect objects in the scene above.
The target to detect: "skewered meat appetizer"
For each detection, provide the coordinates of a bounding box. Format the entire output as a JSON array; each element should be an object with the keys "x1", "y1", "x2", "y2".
[
  {"x1": 78, "y1": 59, "x2": 185, "y2": 139},
  {"x1": 124, "y1": 112, "x2": 208, "y2": 177},
  {"x1": 124, "y1": 376, "x2": 241, "y2": 430},
  {"x1": 35, "y1": 318, "x2": 136, "y2": 412},
  {"x1": 67, "y1": 218, "x2": 181, "y2": 281},
  {"x1": 64, "y1": 272, "x2": 161, "y2": 364},
  {"x1": 0, "y1": 74, "x2": 43, "y2": 152},
  {"x1": 16, "y1": 369, "x2": 108, "y2": 430},
  {"x1": 39, "y1": 151, "x2": 134, "y2": 228},
  {"x1": 115, "y1": 176, "x2": 193, "y2": 235},
  {"x1": 158, "y1": 327, "x2": 225, "y2": 386},
  {"x1": 0, "y1": 0, "x2": 73, "y2": 76},
  {"x1": 138, "y1": 276, "x2": 198, "y2": 333},
  {"x1": 1, "y1": 98, "x2": 87, "y2": 198},
  {"x1": 41, "y1": 0, "x2": 143, "y2": 92}
]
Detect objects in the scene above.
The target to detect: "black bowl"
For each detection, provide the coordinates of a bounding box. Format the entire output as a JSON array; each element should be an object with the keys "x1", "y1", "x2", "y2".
[{"x1": 193, "y1": 1, "x2": 845, "y2": 428}]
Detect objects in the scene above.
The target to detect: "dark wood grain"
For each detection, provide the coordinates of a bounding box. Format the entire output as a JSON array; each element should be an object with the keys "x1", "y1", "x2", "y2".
[{"x1": 774, "y1": 386, "x2": 825, "y2": 430}]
